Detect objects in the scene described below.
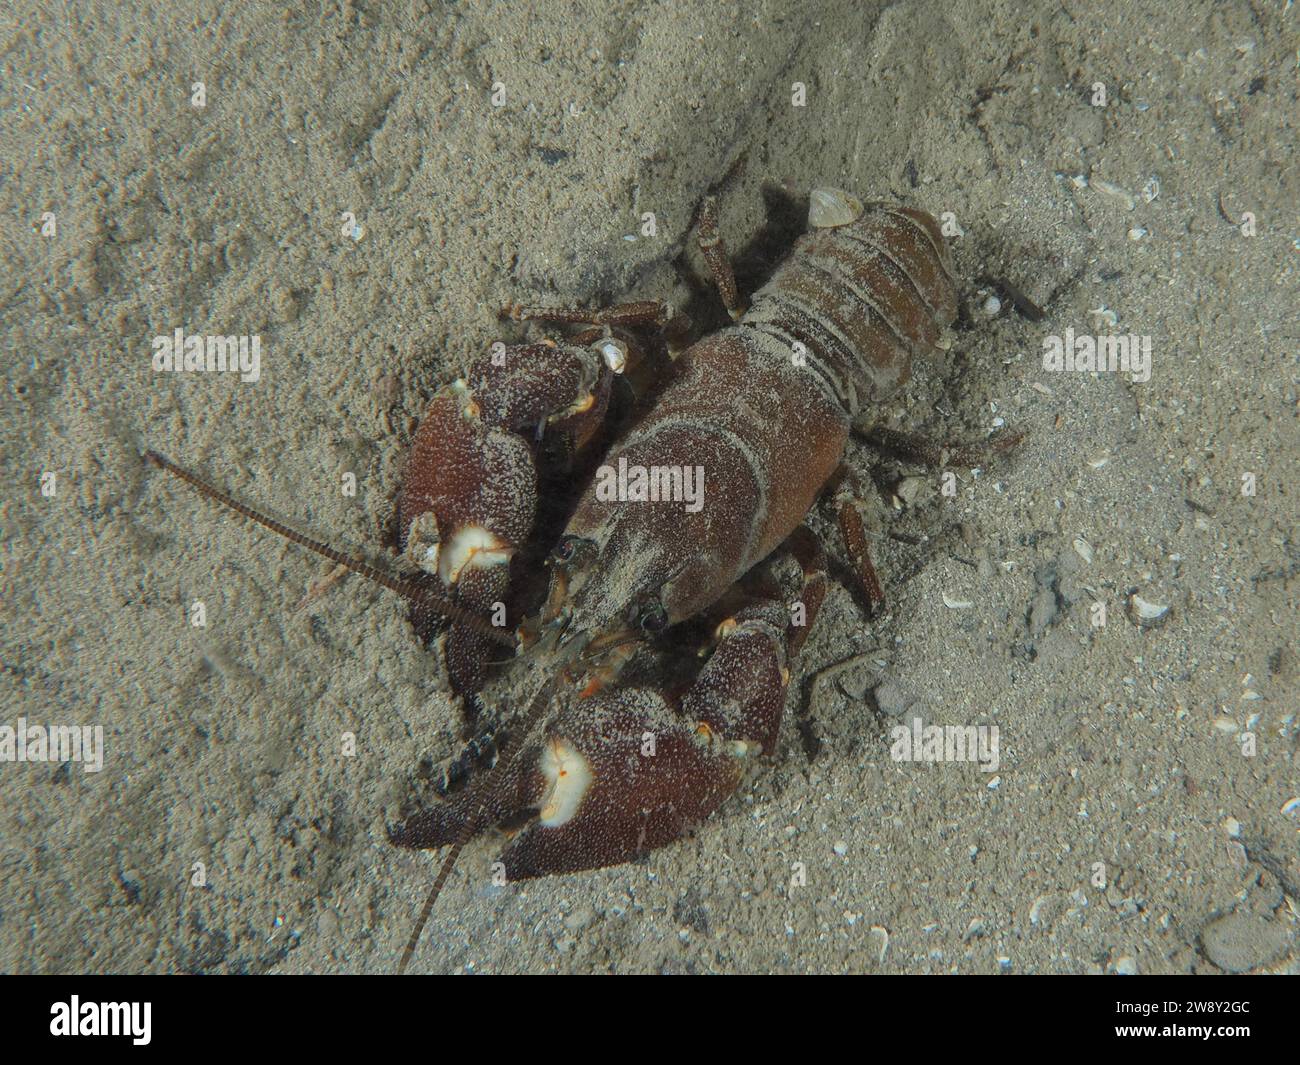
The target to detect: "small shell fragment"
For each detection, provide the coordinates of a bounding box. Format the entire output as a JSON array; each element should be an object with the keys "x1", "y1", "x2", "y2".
[
  {"x1": 1090, "y1": 305, "x2": 1119, "y2": 328},
  {"x1": 895, "y1": 475, "x2": 926, "y2": 506},
  {"x1": 869, "y1": 925, "x2": 889, "y2": 963},
  {"x1": 1127, "y1": 593, "x2": 1170, "y2": 628},
  {"x1": 942, "y1": 593, "x2": 973, "y2": 610},
  {"x1": 808, "y1": 187, "x2": 864, "y2": 229},
  {"x1": 598, "y1": 338, "x2": 627, "y2": 374},
  {"x1": 1073, "y1": 537, "x2": 1093, "y2": 563},
  {"x1": 1281, "y1": 797, "x2": 1300, "y2": 819},
  {"x1": 1028, "y1": 895, "x2": 1047, "y2": 925}
]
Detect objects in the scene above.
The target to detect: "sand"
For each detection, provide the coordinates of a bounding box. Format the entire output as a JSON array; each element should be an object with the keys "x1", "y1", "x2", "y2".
[{"x1": 1, "y1": 0, "x2": 1295, "y2": 974}]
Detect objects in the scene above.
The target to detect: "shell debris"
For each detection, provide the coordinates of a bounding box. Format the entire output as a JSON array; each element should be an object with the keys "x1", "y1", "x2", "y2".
[
  {"x1": 869, "y1": 925, "x2": 890, "y2": 963},
  {"x1": 808, "y1": 187, "x2": 864, "y2": 229},
  {"x1": 1127, "y1": 593, "x2": 1170, "y2": 628}
]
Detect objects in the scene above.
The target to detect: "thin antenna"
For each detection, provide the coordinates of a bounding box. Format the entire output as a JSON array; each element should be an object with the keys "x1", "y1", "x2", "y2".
[{"x1": 144, "y1": 450, "x2": 515, "y2": 648}]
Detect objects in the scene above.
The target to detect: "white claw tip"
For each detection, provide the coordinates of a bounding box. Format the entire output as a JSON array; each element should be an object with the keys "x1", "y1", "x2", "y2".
[
  {"x1": 538, "y1": 738, "x2": 593, "y2": 827},
  {"x1": 808, "y1": 187, "x2": 864, "y2": 229}
]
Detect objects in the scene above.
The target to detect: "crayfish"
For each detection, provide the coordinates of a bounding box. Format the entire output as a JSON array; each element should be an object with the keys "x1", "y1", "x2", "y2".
[{"x1": 148, "y1": 186, "x2": 1009, "y2": 968}]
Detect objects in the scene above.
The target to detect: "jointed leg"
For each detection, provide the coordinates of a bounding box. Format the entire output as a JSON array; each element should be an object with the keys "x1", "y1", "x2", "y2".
[
  {"x1": 696, "y1": 196, "x2": 745, "y2": 320},
  {"x1": 855, "y1": 424, "x2": 1024, "y2": 468},
  {"x1": 506, "y1": 299, "x2": 693, "y2": 355},
  {"x1": 837, "y1": 501, "x2": 886, "y2": 615}
]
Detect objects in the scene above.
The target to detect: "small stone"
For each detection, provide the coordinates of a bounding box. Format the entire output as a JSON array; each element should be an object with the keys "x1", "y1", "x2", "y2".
[
  {"x1": 316, "y1": 908, "x2": 340, "y2": 938},
  {"x1": 833, "y1": 841, "x2": 848, "y2": 856},
  {"x1": 1028, "y1": 585, "x2": 1058, "y2": 636},
  {"x1": 269, "y1": 280, "x2": 300, "y2": 323},
  {"x1": 872, "y1": 680, "x2": 913, "y2": 718},
  {"x1": 1114, "y1": 955, "x2": 1138, "y2": 975},
  {"x1": 1201, "y1": 912, "x2": 1289, "y2": 973}
]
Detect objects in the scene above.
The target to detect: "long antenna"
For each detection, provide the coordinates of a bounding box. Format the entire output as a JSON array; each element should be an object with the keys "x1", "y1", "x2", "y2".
[{"x1": 144, "y1": 450, "x2": 516, "y2": 647}]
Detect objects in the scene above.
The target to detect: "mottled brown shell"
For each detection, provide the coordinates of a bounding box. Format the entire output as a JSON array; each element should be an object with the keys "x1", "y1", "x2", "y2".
[
  {"x1": 743, "y1": 201, "x2": 958, "y2": 414},
  {"x1": 561, "y1": 201, "x2": 957, "y2": 632}
]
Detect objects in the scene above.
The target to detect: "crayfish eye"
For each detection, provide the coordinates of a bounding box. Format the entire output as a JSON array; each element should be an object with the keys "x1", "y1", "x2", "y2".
[
  {"x1": 639, "y1": 600, "x2": 668, "y2": 635},
  {"x1": 553, "y1": 535, "x2": 585, "y2": 563}
]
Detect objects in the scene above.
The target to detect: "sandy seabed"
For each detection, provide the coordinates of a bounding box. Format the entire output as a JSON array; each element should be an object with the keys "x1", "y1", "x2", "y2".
[{"x1": 1, "y1": 0, "x2": 1296, "y2": 974}]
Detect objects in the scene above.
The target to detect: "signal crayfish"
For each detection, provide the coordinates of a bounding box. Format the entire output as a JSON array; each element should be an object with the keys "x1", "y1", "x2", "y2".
[{"x1": 148, "y1": 186, "x2": 1020, "y2": 967}]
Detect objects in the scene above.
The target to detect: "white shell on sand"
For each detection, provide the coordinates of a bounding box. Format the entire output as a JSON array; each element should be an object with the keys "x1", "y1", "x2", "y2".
[{"x1": 808, "y1": 187, "x2": 864, "y2": 228}]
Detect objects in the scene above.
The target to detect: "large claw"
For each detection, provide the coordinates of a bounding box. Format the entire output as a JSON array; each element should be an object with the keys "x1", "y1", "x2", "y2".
[
  {"x1": 390, "y1": 687, "x2": 749, "y2": 878},
  {"x1": 389, "y1": 593, "x2": 804, "y2": 879},
  {"x1": 397, "y1": 341, "x2": 612, "y2": 697},
  {"x1": 502, "y1": 689, "x2": 754, "y2": 878}
]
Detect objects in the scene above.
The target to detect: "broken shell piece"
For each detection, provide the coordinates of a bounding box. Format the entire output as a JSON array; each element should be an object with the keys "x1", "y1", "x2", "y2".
[
  {"x1": 598, "y1": 337, "x2": 627, "y2": 374},
  {"x1": 895, "y1": 475, "x2": 926, "y2": 506},
  {"x1": 808, "y1": 187, "x2": 864, "y2": 229},
  {"x1": 942, "y1": 592, "x2": 973, "y2": 610},
  {"x1": 1127, "y1": 593, "x2": 1170, "y2": 628},
  {"x1": 1073, "y1": 537, "x2": 1093, "y2": 564},
  {"x1": 869, "y1": 925, "x2": 889, "y2": 963}
]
